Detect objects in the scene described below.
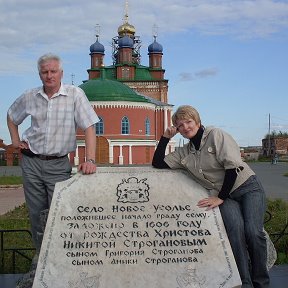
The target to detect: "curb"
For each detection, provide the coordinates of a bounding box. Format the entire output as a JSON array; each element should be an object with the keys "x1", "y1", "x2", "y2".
[{"x1": 0, "y1": 185, "x2": 23, "y2": 189}]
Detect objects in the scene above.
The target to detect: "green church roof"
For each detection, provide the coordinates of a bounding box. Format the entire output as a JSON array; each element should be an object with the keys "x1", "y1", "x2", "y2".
[{"x1": 79, "y1": 78, "x2": 150, "y2": 103}]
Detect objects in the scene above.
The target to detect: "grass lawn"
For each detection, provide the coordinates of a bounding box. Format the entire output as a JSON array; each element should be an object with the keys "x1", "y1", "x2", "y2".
[
  {"x1": 0, "y1": 204, "x2": 35, "y2": 274},
  {"x1": 0, "y1": 176, "x2": 23, "y2": 185}
]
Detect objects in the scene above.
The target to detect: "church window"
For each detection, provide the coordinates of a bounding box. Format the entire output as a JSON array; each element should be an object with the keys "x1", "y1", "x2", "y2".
[
  {"x1": 95, "y1": 116, "x2": 104, "y2": 135},
  {"x1": 145, "y1": 118, "x2": 150, "y2": 135},
  {"x1": 122, "y1": 67, "x2": 130, "y2": 79},
  {"x1": 121, "y1": 116, "x2": 130, "y2": 134},
  {"x1": 153, "y1": 56, "x2": 162, "y2": 68},
  {"x1": 94, "y1": 58, "x2": 99, "y2": 67}
]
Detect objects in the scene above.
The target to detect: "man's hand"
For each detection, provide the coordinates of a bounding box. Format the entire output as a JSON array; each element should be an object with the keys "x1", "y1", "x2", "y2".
[
  {"x1": 78, "y1": 160, "x2": 97, "y2": 174},
  {"x1": 7, "y1": 114, "x2": 28, "y2": 149},
  {"x1": 18, "y1": 141, "x2": 29, "y2": 149}
]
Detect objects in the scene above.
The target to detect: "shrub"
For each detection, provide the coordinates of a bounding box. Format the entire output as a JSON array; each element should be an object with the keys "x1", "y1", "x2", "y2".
[{"x1": 265, "y1": 199, "x2": 288, "y2": 264}]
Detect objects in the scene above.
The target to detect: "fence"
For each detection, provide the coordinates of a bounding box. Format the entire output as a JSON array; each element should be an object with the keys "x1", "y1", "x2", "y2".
[{"x1": 0, "y1": 229, "x2": 35, "y2": 273}]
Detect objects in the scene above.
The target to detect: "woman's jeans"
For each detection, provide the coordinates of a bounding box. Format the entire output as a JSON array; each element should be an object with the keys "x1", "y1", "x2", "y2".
[{"x1": 219, "y1": 175, "x2": 270, "y2": 288}]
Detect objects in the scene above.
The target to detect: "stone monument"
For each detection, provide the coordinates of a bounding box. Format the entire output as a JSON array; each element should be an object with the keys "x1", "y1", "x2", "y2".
[{"x1": 33, "y1": 167, "x2": 242, "y2": 288}]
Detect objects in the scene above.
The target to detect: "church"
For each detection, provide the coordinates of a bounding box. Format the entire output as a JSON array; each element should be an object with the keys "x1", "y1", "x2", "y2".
[
  {"x1": 0, "y1": 8, "x2": 176, "y2": 166},
  {"x1": 72, "y1": 11, "x2": 175, "y2": 165}
]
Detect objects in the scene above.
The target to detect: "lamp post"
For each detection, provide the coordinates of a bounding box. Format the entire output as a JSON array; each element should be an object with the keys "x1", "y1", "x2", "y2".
[{"x1": 268, "y1": 113, "x2": 271, "y2": 157}]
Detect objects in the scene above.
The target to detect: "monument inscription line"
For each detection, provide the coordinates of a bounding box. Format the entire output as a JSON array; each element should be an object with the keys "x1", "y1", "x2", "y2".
[{"x1": 33, "y1": 167, "x2": 241, "y2": 288}]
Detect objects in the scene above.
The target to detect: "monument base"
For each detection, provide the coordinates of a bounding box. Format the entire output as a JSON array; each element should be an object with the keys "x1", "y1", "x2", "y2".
[{"x1": 33, "y1": 167, "x2": 242, "y2": 288}]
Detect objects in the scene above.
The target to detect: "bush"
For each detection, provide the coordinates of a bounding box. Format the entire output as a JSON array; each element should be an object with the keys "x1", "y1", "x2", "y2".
[{"x1": 265, "y1": 199, "x2": 288, "y2": 264}]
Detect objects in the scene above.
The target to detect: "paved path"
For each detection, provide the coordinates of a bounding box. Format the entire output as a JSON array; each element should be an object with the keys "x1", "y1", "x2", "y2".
[
  {"x1": 0, "y1": 186, "x2": 24, "y2": 215},
  {"x1": 0, "y1": 166, "x2": 24, "y2": 215}
]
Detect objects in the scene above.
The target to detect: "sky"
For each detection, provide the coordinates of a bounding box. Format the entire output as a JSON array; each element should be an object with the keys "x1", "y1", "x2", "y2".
[{"x1": 0, "y1": 0, "x2": 288, "y2": 147}]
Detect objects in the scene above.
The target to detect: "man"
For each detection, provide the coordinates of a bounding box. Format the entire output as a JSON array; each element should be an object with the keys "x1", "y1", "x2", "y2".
[{"x1": 7, "y1": 53, "x2": 99, "y2": 251}]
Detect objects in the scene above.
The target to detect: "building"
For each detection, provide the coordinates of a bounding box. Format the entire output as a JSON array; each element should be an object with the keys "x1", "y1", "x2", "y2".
[
  {"x1": 1, "y1": 8, "x2": 175, "y2": 167},
  {"x1": 0, "y1": 139, "x2": 20, "y2": 166},
  {"x1": 262, "y1": 136, "x2": 288, "y2": 157},
  {"x1": 71, "y1": 11, "x2": 174, "y2": 165},
  {"x1": 240, "y1": 146, "x2": 262, "y2": 161}
]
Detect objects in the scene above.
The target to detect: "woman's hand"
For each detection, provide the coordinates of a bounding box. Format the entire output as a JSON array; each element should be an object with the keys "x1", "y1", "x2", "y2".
[
  {"x1": 197, "y1": 196, "x2": 224, "y2": 211},
  {"x1": 163, "y1": 126, "x2": 178, "y2": 139}
]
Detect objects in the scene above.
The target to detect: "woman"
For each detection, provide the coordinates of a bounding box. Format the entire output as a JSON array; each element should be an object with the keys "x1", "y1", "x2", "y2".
[{"x1": 152, "y1": 105, "x2": 269, "y2": 288}]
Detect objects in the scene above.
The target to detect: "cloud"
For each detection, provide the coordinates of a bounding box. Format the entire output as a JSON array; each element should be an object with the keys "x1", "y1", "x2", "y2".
[
  {"x1": 195, "y1": 68, "x2": 218, "y2": 78},
  {"x1": 0, "y1": 0, "x2": 288, "y2": 75},
  {"x1": 179, "y1": 68, "x2": 218, "y2": 81},
  {"x1": 179, "y1": 72, "x2": 195, "y2": 81}
]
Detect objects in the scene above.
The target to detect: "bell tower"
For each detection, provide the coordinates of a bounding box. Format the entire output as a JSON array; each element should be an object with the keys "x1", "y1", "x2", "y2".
[{"x1": 88, "y1": 25, "x2": 105, "y2": 80}]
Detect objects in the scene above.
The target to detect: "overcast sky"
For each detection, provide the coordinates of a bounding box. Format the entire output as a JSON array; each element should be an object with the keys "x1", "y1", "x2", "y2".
[{"x1": 1, "y1": 0, "x2": 288, "y2": 146}]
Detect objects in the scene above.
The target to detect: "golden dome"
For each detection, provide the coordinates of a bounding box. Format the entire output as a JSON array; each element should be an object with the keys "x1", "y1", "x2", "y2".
[{"x1": 118, "y1": 22, "x2": 135, "y2": 37}]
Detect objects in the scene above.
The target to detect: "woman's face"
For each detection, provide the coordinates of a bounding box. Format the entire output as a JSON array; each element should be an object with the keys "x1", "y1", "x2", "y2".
[{"x1": 176, "y1": 118, "x2": 200, "y2": 139}]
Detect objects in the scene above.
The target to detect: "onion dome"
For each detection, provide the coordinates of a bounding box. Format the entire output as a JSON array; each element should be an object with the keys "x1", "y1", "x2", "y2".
[
  {"x1": 90, "y1": 37, "x2": 105, "y2": 54},
  {"x1": 118, "y1": 35, "x2": 134, "y2": 48},
  {"x1": 148, "y1": 36, "x2": 163, "y2": 54},
  {"x1": 118, "y1": 22, "x2": 135, "y2": 37}
]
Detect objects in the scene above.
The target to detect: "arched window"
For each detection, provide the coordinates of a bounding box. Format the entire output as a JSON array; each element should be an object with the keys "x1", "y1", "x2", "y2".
[
  {"x1": 95, "y1": 116, "x2": 104, "y2": 135},
  {"x1": 121, "y1": 67, "x2": 130, "y2": 79},
  {"x1": 121, "y1": 116, "x2": 130, "y2": 134},
  {"x1": 145, "y1": 118, "x2": 150, "y2": 135}
]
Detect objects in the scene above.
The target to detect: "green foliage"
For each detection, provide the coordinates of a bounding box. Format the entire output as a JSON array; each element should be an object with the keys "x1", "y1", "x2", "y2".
[
  {"x1": 0, "y1": 204, "x2": 35, "y2": 274},
  {"x1": 265, "y1": 130, "x2": 288, "y2": 139},
  {"x1": 0, "y1": 176, "x2": 23, "y2": 185},
  {"x1": 265, "y1": 199, "x2": 288, "y2": 265}
]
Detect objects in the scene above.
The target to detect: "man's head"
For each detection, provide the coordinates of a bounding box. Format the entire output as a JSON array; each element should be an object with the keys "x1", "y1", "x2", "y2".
[{"x1": 38, "y1": 53, "x2": 63, "y2": 95}]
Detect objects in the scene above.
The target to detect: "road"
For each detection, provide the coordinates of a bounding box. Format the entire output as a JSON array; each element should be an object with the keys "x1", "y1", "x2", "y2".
[{"x1": 249, "y1": 162, "x2": 288, "y2": 201}]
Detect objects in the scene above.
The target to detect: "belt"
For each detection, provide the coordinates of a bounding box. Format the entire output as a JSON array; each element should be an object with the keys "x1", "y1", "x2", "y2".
[
  {"x1": 21, "y1": 149, "x2": 67, "y2": 160},
  {"x1": 35, "y1": 154, "x2": 67, "y2": 160}
]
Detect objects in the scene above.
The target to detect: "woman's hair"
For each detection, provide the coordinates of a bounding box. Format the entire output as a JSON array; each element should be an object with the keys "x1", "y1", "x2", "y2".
[
  {"x1": 172, "y1": 105, "x2": 201, "y2": 126},
  {"x1": 37, "y1": 53, "x2": 63, "y2": 71}
]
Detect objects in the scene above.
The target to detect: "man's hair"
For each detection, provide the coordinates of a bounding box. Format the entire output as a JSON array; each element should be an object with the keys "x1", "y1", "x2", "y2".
[
  {"x1": 172, "y1": 105, "x2": 201, "y2": 126},
  {"x1": 37, "y1": 53, "x2": 63, "y2": 71}
]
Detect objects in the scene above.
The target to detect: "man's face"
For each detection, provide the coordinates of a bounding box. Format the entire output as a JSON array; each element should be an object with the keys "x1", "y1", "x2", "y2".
[{"x1": 39, "y1": 59, "x2": 63, "y2": 92}]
